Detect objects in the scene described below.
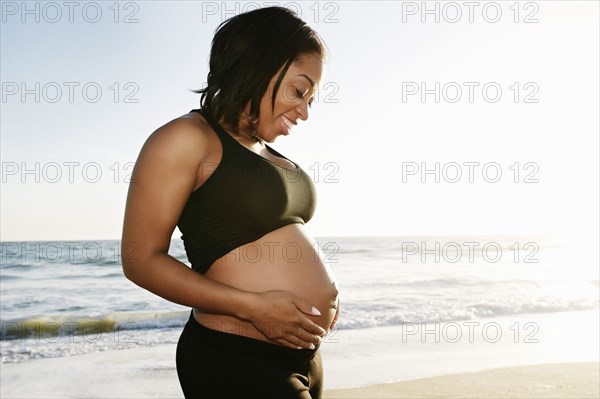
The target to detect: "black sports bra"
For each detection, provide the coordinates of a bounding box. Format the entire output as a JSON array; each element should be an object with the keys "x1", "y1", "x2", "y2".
[{"x1": 177, "y1": 109, "x2": 317, "y2": 274}]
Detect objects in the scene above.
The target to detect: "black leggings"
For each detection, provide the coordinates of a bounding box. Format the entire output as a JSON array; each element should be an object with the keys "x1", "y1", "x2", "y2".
[{"x1": 176, "y1": 310, "x2": 323, "y2": 398}]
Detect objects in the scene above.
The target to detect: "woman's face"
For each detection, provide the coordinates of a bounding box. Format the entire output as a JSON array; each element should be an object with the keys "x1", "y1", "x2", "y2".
[{"x1": 244, "y1": 52, "x2": 323, "y2": 143}]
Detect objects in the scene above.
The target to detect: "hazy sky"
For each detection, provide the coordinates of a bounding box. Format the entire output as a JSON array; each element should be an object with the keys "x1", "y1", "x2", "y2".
[{"x1": 1, "y1": 1, "x2": 598, "y2": 249}]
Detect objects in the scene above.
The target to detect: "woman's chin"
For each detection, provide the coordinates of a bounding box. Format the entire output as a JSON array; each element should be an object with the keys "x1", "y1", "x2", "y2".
[{"x1": 262, "y1": 133, "x2": 279, "y2": 143}]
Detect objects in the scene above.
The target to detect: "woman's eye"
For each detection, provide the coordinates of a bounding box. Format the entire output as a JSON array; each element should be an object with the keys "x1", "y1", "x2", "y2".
[{"x1": 296, "y1": 88, "x2": 313, "y2": 108}]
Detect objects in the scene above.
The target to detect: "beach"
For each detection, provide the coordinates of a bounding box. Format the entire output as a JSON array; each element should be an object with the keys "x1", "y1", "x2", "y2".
[
  {"x1": 2, "y1": 355, "x2": 598, "y2": 398},
  {"x1": 2, "y1": 309, "x2": 598, "y2": 398},
  {"x1": 2, "y1": 238, "x2": 598, "y2": 397},
  {"x1": 324, "y1": 362, "x2": 599, "y2": 398}
]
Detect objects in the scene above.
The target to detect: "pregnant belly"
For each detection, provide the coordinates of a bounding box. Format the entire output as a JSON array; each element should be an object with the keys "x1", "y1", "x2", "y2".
[{"x1": 193, "y1": 223, "x2": 340, "y2": 345}]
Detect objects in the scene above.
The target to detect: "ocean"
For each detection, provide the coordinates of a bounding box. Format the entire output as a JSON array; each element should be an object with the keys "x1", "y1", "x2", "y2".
[{"x1": 1, "y1": 236, "x2": 598, "y2": 364}]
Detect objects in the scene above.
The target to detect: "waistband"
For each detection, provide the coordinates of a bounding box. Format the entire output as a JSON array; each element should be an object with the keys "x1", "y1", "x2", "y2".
[{"x1": 184, "y1": 310, "x2": 320, "y2": 362}]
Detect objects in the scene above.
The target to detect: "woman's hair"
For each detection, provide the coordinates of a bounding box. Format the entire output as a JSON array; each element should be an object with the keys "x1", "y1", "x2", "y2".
[{"x1": 191, "y1": 6, "x2": 327, "y2": 132}]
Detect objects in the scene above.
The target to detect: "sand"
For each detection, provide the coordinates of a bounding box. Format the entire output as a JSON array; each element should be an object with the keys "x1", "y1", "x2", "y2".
[
  {"x1": 2, "y1": 355, "x2": 597, "y2": 398},
  {"x1": 2, "y1": 309, "x2": 598, "y2": 398},
  {"x1": 323, "y1": 362, "x2": 599, "y2": 398}
]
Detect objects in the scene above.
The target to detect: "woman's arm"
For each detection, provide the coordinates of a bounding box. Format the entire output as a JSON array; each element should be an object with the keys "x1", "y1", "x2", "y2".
[
  {"x1": 120, "y1": 117, "x2": 255, "y2": 321},
  {"x1": 120, "y1": 116, "x2": 326, "y2": 349}
]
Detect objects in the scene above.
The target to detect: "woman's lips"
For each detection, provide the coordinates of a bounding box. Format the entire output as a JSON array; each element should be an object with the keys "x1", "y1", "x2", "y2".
[{"x1": 281, "y1": 115, "x2": 294, "y2": 135}]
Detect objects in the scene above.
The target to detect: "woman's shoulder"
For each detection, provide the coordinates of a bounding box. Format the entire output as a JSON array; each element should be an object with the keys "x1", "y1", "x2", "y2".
[
  {"x1": 141, "y1": 110, "x2": 217, "y2": 164},
  {"x1": 156, "y1": 109, "x2": 214, "y2": 143}
]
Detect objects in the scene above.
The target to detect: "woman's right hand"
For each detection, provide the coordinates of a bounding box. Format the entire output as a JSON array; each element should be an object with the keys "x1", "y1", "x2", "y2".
[{"x1": 246, "y1": 290, "x2": 327, "y2": 350}]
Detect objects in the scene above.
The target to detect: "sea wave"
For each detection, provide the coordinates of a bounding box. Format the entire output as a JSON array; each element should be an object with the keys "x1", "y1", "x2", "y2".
[
  {"x1": 2, "y1": 295, "x2": 598, "y2": 342},
  {"x1": 0, "y1": 311, "x2": 189, "y2": 341}
]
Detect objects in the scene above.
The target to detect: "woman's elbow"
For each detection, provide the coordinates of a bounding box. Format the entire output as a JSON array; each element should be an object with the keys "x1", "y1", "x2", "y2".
[
  {"x1": 120, "y1": 239, "x2": 144, "y2": 281},
  {"x1": 121, "y1": 258, "x2": 140, "y2": 283}
]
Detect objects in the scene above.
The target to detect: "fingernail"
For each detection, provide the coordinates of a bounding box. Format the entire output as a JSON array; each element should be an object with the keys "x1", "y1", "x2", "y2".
[
  {"x1": 309, "y1": 343, "x2": 315, "y2": 350},
  {"x1": 311, "y1": 306, "x2": 321, "y2": 316},
  {"x1": 297, "y1": 346, "x2": 303, "y2": 350}
]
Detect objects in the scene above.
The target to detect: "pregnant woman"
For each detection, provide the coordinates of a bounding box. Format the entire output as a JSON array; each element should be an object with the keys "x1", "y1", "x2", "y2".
[{"x1": 120, "y1": 6, "x2": 340, "y2": 399}]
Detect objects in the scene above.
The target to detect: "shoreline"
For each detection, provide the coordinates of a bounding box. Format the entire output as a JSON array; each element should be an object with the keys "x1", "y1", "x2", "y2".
[
  {"x1": 319, "y1": 308, "x2": 599, "y2": 389},
  {"x1": 1, "y1": 309, "x2": 598, "y2": 398},
  {"x1": 2, "y1": 358, "x2": 597, "y2": 398}
]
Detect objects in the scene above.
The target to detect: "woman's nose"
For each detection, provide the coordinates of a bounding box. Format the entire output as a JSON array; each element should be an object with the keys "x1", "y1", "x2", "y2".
[{"x1": 297, "y1": 103, "x2": 309, "y2": 121}]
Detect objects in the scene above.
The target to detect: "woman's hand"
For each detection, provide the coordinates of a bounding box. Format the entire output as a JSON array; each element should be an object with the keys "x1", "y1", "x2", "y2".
[{"x1": 246, "y1": 290, "x2": 327, "y2": 350}]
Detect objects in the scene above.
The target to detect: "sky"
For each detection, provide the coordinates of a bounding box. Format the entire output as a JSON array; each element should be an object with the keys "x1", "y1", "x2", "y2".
[{"x1": 1, "y1": 1, "x2": 598, "y2": 251}]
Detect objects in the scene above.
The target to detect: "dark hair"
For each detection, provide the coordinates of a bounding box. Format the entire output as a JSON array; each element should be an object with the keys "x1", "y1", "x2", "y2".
[{"x1": 190, "y1": 6, "x2": 326, "y2": 133}]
